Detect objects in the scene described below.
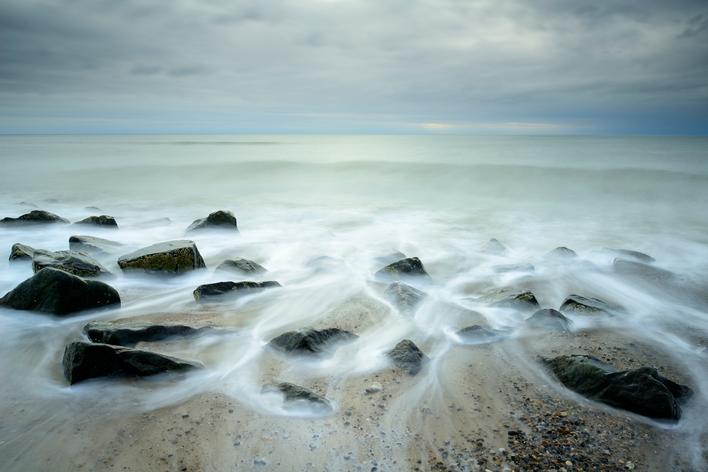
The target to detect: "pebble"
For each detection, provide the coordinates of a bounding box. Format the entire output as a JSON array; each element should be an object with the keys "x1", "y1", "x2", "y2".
[{"x1": 366, "y1": 382, "x2": 383, "y2": 394}]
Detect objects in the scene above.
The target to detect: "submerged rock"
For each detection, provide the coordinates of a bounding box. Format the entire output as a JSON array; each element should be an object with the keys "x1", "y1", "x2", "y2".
[
  {"x1": 560, "y1": 294, "x2": 612, "y2": 314},
  {"x1": 32, "y1": 250, "x2": 111, "y2": 277},
  {"x1": 384, "y1": 282, "x2": 426, "y2": 314},
  {"x1": 482, "y1": 238, "x2": 508, "y2": 255},
  {"x1": 216, "y1": 258, "x2": 267, "y2": 275},
  {"x1": 375, "y1": 251, "x2": 407, "y2": 266},
  {"x1": 0, "y1": 210, "x2": 69, "y2": 226},
  {"x1": 74, "y1": 215, "x2": 118, "y2": 228},
  {"x1": 605, "y1": 248, "x2": 655, "y2": 264},
  {"x1": 69, "y1": 235, "x2": 123, "y2": 255},
  {"x1": 480, "y1": 289, "x2": 540, "y2": 310},
  {"x1": 118, "y1": 240, "x2": 206, "y2": 274},
  {"x1": 545, "y1": 247, "x2": 578, "y2": 259},
  {"x1": 62, "y1": 341, "x2": 201, "y2": 384},
  {"x1": 193, "y1": 281, "x2": 280, "y2": 302},
  {"x1": 493, "y1": 263, "x2": 535, "y2": 273},
  {"x1": 614, "y1": 258, "x2": 674, "y2": 280},
  {"x1": 456, "y1": 325, "x2": 503, "y2": 342},
  {"x1": 263, "y1": 382, "x2": 332, "y2": 413},
  {"x1": 387, "y1": 339, "x2": 427, "y2": 375},
  {"x1": 269, "y1": 328, "x2": 358, "y2": 356},
  {"x1": 9, "y1": 243, "x2": 35, "y2": 261},
  {"x1": 84, "y1": 321, "x2": 210, "y2": 347},
  {"x1": 526, "y1": 308, "x2": 572, "y2": 331},
  {"x1": 186, "y1": 210, "x2": 238, "y2": 232},
  {"x1": 0, "y1": 268, "x2": 120, "y2": 315},
  {"x1": 544, "y1": 354, "x2": 692, "y2": 421},
  {"x1": 375, "y1": 257, "x2": 430, "y2": 281}
]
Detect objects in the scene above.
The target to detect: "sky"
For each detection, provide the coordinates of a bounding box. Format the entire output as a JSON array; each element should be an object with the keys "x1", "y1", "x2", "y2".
[{"x1": 1, "y1": 0, "x2": 707, "y2": 134}]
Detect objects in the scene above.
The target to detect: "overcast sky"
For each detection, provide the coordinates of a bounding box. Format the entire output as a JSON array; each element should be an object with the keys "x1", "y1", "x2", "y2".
[{"x1": 1, "y1": 0, "x2": 707, "y2": 134}]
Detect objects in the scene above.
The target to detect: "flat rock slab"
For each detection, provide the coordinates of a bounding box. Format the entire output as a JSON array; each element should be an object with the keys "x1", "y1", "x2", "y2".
[
  {"x1": 216, "y1": 258, "x2": 267, "y2": 275},
  {"x1": 614, "y1": 258, "x2": 674, "y2": 281},
  {"x1": 375, "y1": 257, "x2": 431, "y2": 281},
  {"x1": 84, "y1": 321, "x2": 211, "y2": 347},
  {"x1": 604, "y1": 248, "x2": 655, "y2": 264},
  {"x1": 269, "y1": 328, "x2": 358, "y2": 356},
  {"x1": 32, "y1": 250, "x2": 111, "y2": 277},
  {"x1": 0, "y1": 268, "x2": 120, "y2": 316},
  {"x1": 384, "y1": 282, "x2": 426, "y2": 314},
  {"x1": 186, "y1": 210, "x2": 238, "y2": 232},
  {"x1": 0, "y1": 210, "x2": 69, "y2": 226},
  {"x1": 118, "y1": 240, "x2": 206, "y2": 274},
  {"x1": 74, "y1": 215, "x2": 118, "y2": 228},
  {"x1": 62, "y1": 341, "x2": 202, "y2": 384},
  {"x1": 387, "y1": 339, "x2": 427, "y2": 375},
  {"x1": 69, "y1": 235, "x2": 123, "y2": 255},
  {"x1": 193, "y1": 281, "x2": 280, "y2": 302},
  {"x1": 263, "y1": 382, "x2": 332, "y2": 413},
  {"x1": 544, "y1": 354, "x2": 692, "y2": 421}
]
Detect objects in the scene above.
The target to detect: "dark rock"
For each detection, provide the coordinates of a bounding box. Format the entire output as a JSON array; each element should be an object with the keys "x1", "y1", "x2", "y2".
[
  {"x1": 118, "y1": 240, "x2": 206, "y2": 274},
  {"x1": 0, "y1": 210, "x2": 69, "y2": 226},
  {"x1": 526, "y1": 308, "x2": 572, "y2": 331},
  {"x1": 269, "y1": 328, "x2": 357, "y2": 356},
  {"x1": 456, "y1": 325, "x2": 503, "y2": 342},
  {"x1": 216, "y1": 258, "x2": 267, "y2": 275},
  {"x1": 186, "y1": 210, "x2": 238, "y2": 232},
  {"x1": 0, "y1": 268, "x2": 120, "y2": 315},
  {"x1": 84, "y1": 321, "x2": 210, "y2": 347},
  {"x1": 375, "y1": 257, "x2": 430, "y2": 281},
  {"x1": 62, "y1": 341, "x2": 201, "y2": 384},
  {"x1": 482, "y1": 238, "x2": 508, "y2": 255},
  {"x1": 375, "y1": 251, "x2": 407, "y2": 266},
  {"x1": 384, "y1": 282, "x2": 426, "y2": 314},
  {"x1": 32, "y1": 250, "x2": 111, "y2": 277},
  {"x1": 544, "y1": 354, "x2": 692, "y2": 421},
  {"x1": 193, "y1": 281, "x2": 280, "y2": 302},
  {"x1": 387, "y1": 339, "x2": 427, "y2": 375},
  {"x1": 493, "y1": 263, "x2": 535, "y2": 273},
  {"x1": 560, "y1": 294, "x2": 612, "y2": 314},
  {"x1": 69, "y1": 235, "x2": 123, "y2": 255},
  {"x1": 481, "y1": 289, "x2": 540, "y2": 310},
  {"x1": 614, "y1": 258, "x2": 674, "y2": 280},
  {"x1": 605, "y1": 248, "x2": 655, "y2": 264},
  {"x1": 545, "y1": 247, "x2": 578, "y2": 259},
  {"x1": 74, "y1": 215, "x2": 118, "y2": 228},
  {"x1": 9, "y1": 243, "x2": 35, "y2": 261},
  {"x1": 263, "y1": 382, "x2": 332, "y2": 413}
]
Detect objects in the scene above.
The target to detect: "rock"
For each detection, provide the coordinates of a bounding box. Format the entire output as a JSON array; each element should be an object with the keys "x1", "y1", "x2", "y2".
[
  {"x1": 118, "y1": 240, "x2": 206, "y2": 274},
  {"x1": 387, "y1": 339, "x2": 427, "y2": 375},
  {"x1": 613, "y1": 258, "x2": 674, "y2": 280},
  {"x1": 84, "y1": 321, "x2": 210, "y2": 347},
  {"x1": 0, "y1": 210, "x2": 69, "y2": 226},
  {"x1": 193, "y1": 281, "x2": 280, "y2": 302},
  {"x1": 365, "y1": 382, "x2": 383, "y2": 394},
  {"x1": 560, "y1": 294, "x2": 612, "y2": 314},
  {"x1": 480, "y1": 289, "x2": 540, "y2": 310},
  {"x1": 263, "y1": 382, "x2": 332, "y2": 413},
  {"x1": 493, "y1": 263, "x2": 535, "y2": 273},
  {"x1": 0, "y1": 268, "x2": 120, "y2": 315},
  {"x1": 545, "y1": 247, "x2": 578, "y2": 259},
  {"x1": 605, "y1": 248, "x2": 655, "y2": 264},
  {"x1": 384, "y1": 282, "x2": 426, "y2": 314},
  {"x1": 9, "y1": 243, "x2": 35, "y2": 261},
  {"x1": 544, "y1": 354, "x2": 692, "y2": 421},
  {"x1": 69, "y1": 235, "x2": 123, "y2": 255},
  {"x1": 216, "y1": 258, "x2": 267, "y2": 275},
  {"x1": 74, "y1": 215, "x2": 118, "y2": 228},
  {"x1": 186, "y1": 210, "x2": 238, "y2": 232},
  {"x1": 62, "y1": 341, "x2": 201, "y2": 384},
  {"x1": 32, "y1": 250, "x2": 111, "y2": 277},
  {"x1": 456, "y1": 325, "x2": 503, "y2": 342},
  {"x1": 526, "y1": 308, "x2": 572, "y2": 331},
  {"x1": 269, "y1": 328, "x2": 358, "y2": 356},
  {"x1": 482, "y1": 238, "x2": 508, "y2": 255},
  {"x1": 138, "y1": 217, "x2": 172, "y2": 228},
  {"x1": 375, "y1": 251, "x2": 407, "y2": 266},
  {"x1": 375, "y1": 257, "x2": 430, "y2": 281}
]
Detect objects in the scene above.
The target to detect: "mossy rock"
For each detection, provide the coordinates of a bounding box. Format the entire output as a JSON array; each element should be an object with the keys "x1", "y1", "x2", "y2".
[
  {"x1": 0, "y1": 210, "x2": 69, "y2": 226},
  {"x1": 74, "y1": 215, "x2": 118, "y2": 228},
  {"x1": 118, "y1": 240, "x2": 206, "y2": 274}
]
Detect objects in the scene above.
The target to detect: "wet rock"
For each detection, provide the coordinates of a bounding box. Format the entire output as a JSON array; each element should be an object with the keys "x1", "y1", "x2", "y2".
[
  {"x1": 375, "y1": 257, "x2": 430, "y2": 281},
  {"x1": 456, "y1": 325, "x2": 503, "y2": 342},
  {"x1": 480, "y1": 288, "x2": 540, "y2": 310},
  {"x1": 365, "y1": 382, "x2": 383, "y2": 394},
  {"x1": 138, "y1": 217, "x2": 172, "y2": 228},
  {"x1": 216, "y1": 258, "x2": 267, "y2": 275},
  {"x1": 32, "y1": 250, "x2": 111, "y2": 277},
  {"x1": 387, "y1": 339, "x2": 427, "y2": 375},
  {"x1": 84, "y1": 321, "x2": 210, "y2": 347},
  {"x1": 9, "y1": 243, "x2": 35, "y2": 261},
  {"x1": 269, "y1": 328, "x2": 358, "y2": 356},
  {"x1": 0, "y1": 268, "x2": 120, "y2": 315},
  {"x1": 482, "y1": 238, "x2": 508, "y2": 255},
  {"x1": 62, "y1": 341, "x2": 201, "y2": 384},
  {"x1": 526, "y1": 308, "x2": 572, "y2": 331},
  {"x1": 0, "y1": 210, "x2": 69, "y2": 226},
  {"x1": 544, "y1": 354, "x2": 692, "y2": 421},
  {"x1": 384, "y1": 282, "x2": 426, "y2": 314},
  {"x1": 613, "y1": 258, "x2": 674, "y2": 280},
  {"x1": 559, "y1": 294, "x2": 612, "y2": 314},
  {"x1": 375, "y1": 251, "x2": 407, "y2": 266},
  {"x1": 493, "y1": 263, "x2": 535, "y2": 273},
  {"x1": 118, "y1": 240, "x2": 206, "y2": 274},
  {"x1": 74, "y1": 215, "x2": 118, "y2": 228},
  {"x1": 605, "y1": 248, "x2": 655, "y2": 264},
  {"x1": 69, "y1": 235, "x2": 123, "y2": 255},
  {"x1": 263, "y1": 382, "x2": 332, "y2": 413},
  {"x1": 193, "y1": 281, "x2": 280, "y2": 302},
  {"x1": 186, "y1": 210, "x2": 238, "y2": 232},
  {"x1": 545, "y1": 247, "x2": 578, "y2": 259}
]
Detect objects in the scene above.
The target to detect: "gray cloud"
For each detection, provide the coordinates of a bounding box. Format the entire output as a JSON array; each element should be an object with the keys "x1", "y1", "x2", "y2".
[{"x1": 0, "y1": 0, "x2": 706, "y2": 133}]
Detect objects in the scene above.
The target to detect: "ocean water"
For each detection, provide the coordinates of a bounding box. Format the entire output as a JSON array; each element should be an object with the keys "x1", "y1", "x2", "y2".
[{"x1": 0, "y1": 134, "x2": 707, "y2": 469}]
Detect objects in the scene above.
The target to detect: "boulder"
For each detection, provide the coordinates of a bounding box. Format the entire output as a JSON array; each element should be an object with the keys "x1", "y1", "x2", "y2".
[
  {"x1": 375, "y1": 257, "x2": 430, "y2": 281},
  {"x1": 526, "y1": 308, "x2": 572, "y2": 331},
  {"x1": 387, "y1": 339, "x2": 427, "y2": 375},
  {"x1": 118, "y1": 240, "x2": 206, "y2": 274},
  {"x1": 0, "y1": 268, "x2": 120, "y2": 315},
  {"x1": 62, "y1": 341, "x2": 201, "y2": 384},
  {"x1": 9, "y1": 243, "x2": 35, "y2": 261},
  {"x1": 216, "y1": 258, "x2": 267, "y2": 275},
  {"x1": 269, "y1": 328, "x2": 357, "y2": 356},
  {"x1": 263, "y1": 382, "x2": 332, "y2": 413},
  {"x1": 605, "y1": 248, "x2": 655, "y2": 264},
  {"x1": 560, "y1": 294, "x2": 612, "y2": 314},
  {"x1": 69, "y1": 235, "x2": 123, "y2": 255},
  {"x1": 193, "y1": 281, "x2": 280, "y2": 302},
  {"x1": 0, "y1": 210, "x2": 69, "y2": 226},
  {"x1": 32, "y1": 250, "x2": 111, "y2": 277},
  {"x1": 186, "y1": 210, "x2": 238, "y2": 232},
  {"x1": 482, "y1": 238, "x2": 508, "y2": 255},
  {"x1": 84, "y1": 321, "x2": 209, "y2": 347},
  {"x1": 74, "y1": 215, "x2": 118, "y2": 228},
  {"x1": 384, "y1": 282, "x2": 426, "y2": 314},
  {"x1": 480, "y1": 289, "x2": 540, "y2": 310},
  {"x1": 544, "y1": 355, "x2": 692, "y2": 421},
  {"x1": 545, "y1": 247, "x2": 578, "y2": 259}
]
